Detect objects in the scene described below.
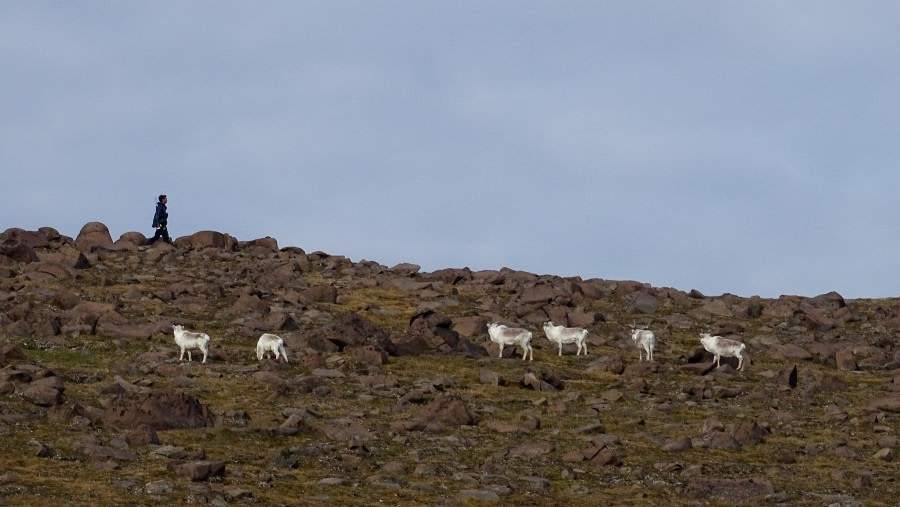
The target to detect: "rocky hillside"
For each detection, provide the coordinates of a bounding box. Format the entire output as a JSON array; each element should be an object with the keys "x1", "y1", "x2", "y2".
[{"x1": 1, "y1": 222, "x2": 898, "y2": 506}]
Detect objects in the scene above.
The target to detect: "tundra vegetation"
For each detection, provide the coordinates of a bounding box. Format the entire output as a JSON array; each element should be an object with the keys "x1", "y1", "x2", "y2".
[{"x1": 0, "y1": 223, "x2": 898, "y2": 506}]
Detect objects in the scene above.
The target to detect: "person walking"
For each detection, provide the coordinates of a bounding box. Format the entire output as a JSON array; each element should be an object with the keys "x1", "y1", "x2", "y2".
[{"x1": 149, "y1": 194, "x2": 171, "y2": 244}]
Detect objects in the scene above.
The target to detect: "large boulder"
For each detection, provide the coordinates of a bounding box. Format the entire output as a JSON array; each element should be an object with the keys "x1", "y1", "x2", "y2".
[
  {"x1": 395, "y1": 310, "x2": 487, "y2": 358},
  {"x1": 0, "y1": 228, "x2": 50, "y2": 248},
  {"x1": 303, "y1": 312, "x2": 395, "y2": 354},
  {"x1": 627, "y1": 291, "x2": 661, "y2": 314},
  {"x1": 180, "y1": 230, "x2": 236, "y2": 250},
  {"x1": 74, "y1": 222, "x2": 113, "y2": 251},
  {"x1": 0, "y1": 242, "x2": 39, "y2": 264},
  {"x1": 116, "y1": 232, "x2": 148, "y2": 246},
  {"x1": 391, "y1": 394, "x2": 478, "y2": 433}
]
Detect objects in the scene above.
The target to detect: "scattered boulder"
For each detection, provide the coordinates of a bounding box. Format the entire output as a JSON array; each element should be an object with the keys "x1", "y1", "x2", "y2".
[
  {"x1": 683, "y1": 477, "x2": 774, "y2": 499},
  {"x1": 102, "y1": 391, "x2": 216, "y2": 430},
  {"x1": 177, "y1": 461, "x2": 226, "y2": 482},
  {"x1": 23, "y1": 377, "x2": 65, "y2": 406},
  {"x1": 586, "y1": 354, "x2": 625, "y2": 375},
  {"x1": 869, "y1": 396, "x2": 900, "y2": 413},
  {"x1": 391, "y1": 394, "x2": 478, "y2": 433},
  {"x1": 662, "y1": 436, "x2": 693, "y2": 452},
  {"x1": 835, "y1": 349, "x2": 857, "y2": 371},
  {"x1": 734, "y1": 420, "x2": 769, "y2": 446},
  {"x1": 395, "y1": 310, "x2": 485, "y2": 358},
  {"x1": 304, "y1": 312, "x2": 395, "y2": 354}
]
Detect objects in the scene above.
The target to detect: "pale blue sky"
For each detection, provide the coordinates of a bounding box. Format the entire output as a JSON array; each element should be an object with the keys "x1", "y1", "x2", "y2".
[{"x1": 3, "y1": 2, "x2": 899, "y2": 299}]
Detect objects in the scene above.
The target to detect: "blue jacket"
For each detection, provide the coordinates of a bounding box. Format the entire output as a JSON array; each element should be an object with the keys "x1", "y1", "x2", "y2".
[{"x1": 152, "y1": 202, "x2": 168, "y2": 228}]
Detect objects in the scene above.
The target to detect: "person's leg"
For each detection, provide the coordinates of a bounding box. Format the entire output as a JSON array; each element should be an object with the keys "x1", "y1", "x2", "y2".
[
  {"x1": 149, "y1": 228, "x2": 162, "y2": 244},
  {"x1": 161, "y1": 227, "x2": 172, "y2": 244}
]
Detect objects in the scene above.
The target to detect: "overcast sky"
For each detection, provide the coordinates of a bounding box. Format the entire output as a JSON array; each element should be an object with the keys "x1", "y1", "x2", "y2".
[{"x1": 3, "y1": 2, "x2": 899, "y2": 299}]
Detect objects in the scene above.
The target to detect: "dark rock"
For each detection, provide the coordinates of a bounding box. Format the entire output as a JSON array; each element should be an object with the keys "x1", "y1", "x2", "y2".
[
  {"x1": 508, "y1": 441, "x2": 554, "y2": 458},
  {"x1": 696, "y1": 432, "x2": 742, "y2": 451},
  {"x1": 0, "y1": 228, "x2": 50, "y2": 248},
  {"x1": 479, "y1": 369, "x2": 505, "y2": 386},
  {"x1": 23, "y1": 377, "x2": 64, "y2": 406},
  {"x1": 683, "y1": 477, "x2": 774, "y2": 499},
  {"x1": 869, "y1": 396, "x2": 900, "y2": 413},
  {"x1": 391, "y1": 394, "x2": 478, "y2": 433},
  {"x1": 519, "y1": 372, "x2": 557, "y2": 392},
  {"x1": 347, "y1": 344, "x2": 388, "y2": 366},
  {"x1": 770, "y1": 344, "x2": 812, "y2": 361},
  {"x1": 583, "y1": 445, "x2": 622, "y2": 466},
  {"x1": 76, "y1": 443, "x2": 137, "y2": 461},
  {"x1": 835, "y1": 349, "x2": 857, "y2": 371},
  {"x1": 301, "y1": 285, "x2": 338, "y2": 303},
  {"x1": 29, "y1": 439, "x2": 54, "y2": 458},
  {"x1": 321, "y1": 417, "x2": 374, "y2": 442},
  {"x1": 0, "y1": 242, "x2": 39, "y2": 263},
  {"x1": 773, "y1": 448, "x2": 796, "y2": 464},
  {"x1": 102, "y1": 391, "x2": 216, "y2": 430},
  {"x1": 450, "y1": 316, "x2": 489, "y2": 338},
  {"x1": 586, "y1": 354, "x2": 625, "y2": 375},
  {"x1": 125, "y1": 425, "x2": 160, "y2": 446},
  {"x1": 0, "y1": 344, "x2": 26, "y2": 364},
  {"x1": 661, "y1": 436, "x2": 693, "y2": 452},
  {"x1": 177, "y1": 461, "x2": 226, "y2": 482},
  {"x1": 627, "y1": 291, "x2": 661, "y2": 314},
  {"x1": 304, "y1": 312, "x2": 395, "y2": 354},
  {"x1": 680, "y1": 362, "x2": 715, "y2": 376},
  {"x1": 518, "y1": 285, "x2": 558, "y2": 305},
  {"x1": 734, "y1": 420, "x2": 768, "y2": 446}
]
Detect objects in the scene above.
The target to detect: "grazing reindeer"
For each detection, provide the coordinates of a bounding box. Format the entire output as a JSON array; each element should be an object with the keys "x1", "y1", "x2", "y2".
[{"x1": 256, "y1": 333, "x2": 289, "y2": 363}]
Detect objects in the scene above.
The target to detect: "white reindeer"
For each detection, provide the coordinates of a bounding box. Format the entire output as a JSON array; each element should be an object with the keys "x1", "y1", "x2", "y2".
[
  {"x1": 542, "y1": 321, "x2": 588, "y2": 356},
  {"x1": 630, "y1": 325, "x2": 657, "y2": 362},
  {"x1": 699, "y1": 332, "x2": 746, "y2": 370},
  {"x1": 256, "y1": 333, "x2": 288, "y2": 362},
  {"x1": 173, "y1": 324, "x2": 210, "y2": 363},
  {"x1": 487, "y1": 322, "x2": 533, "y2": 361}
]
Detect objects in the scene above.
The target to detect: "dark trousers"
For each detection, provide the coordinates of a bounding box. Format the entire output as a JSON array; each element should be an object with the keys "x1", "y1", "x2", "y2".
[{"x1": 149, "y1": 226, "x2": 171, "y2": 244}]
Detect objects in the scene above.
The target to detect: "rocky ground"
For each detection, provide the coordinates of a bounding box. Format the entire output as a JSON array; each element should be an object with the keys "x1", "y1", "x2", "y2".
[{"x1": 0, "y1": 222, "x2": 898, "y2": 506}]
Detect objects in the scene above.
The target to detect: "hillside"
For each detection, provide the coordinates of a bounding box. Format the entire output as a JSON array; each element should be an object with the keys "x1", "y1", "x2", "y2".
[{"x1": 1, "y1": 222, "x2": 898, "y2": 506}]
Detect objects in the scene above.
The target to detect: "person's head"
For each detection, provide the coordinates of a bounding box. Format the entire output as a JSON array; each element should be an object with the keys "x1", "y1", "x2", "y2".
[{"x1": 158, "y1": 194, "x2": 167, "y2": 203}]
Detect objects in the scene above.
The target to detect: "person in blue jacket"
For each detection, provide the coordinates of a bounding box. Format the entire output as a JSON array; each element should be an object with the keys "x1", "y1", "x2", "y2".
[{"x1": 149, "y1": 194, "x2": 171, "y2": 244}]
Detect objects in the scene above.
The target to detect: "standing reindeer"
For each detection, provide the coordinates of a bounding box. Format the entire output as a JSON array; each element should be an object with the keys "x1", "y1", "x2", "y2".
[
  {"x1": 699, "y1": 332, "x2": 746, "y2": 370},
  {"x1": 172, "y1": 324, "x2": 210, "y2": 364},
  {"x1": 629, "y1": 324, "x2": 657, "y2": 362},
  {"x1": 487, "y1": 322, "x2": 534, "y2": 361}
]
